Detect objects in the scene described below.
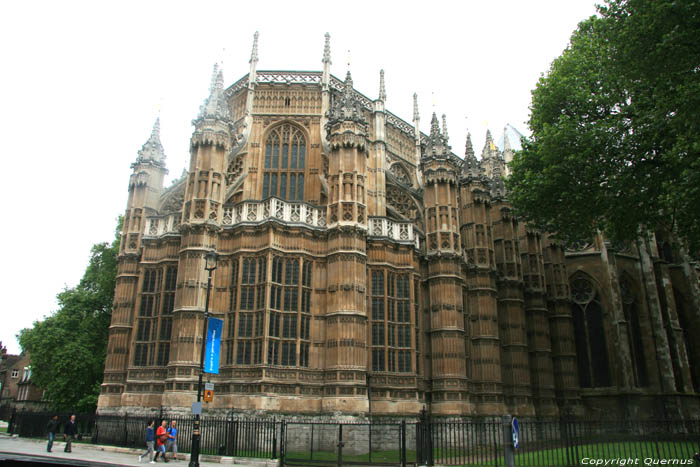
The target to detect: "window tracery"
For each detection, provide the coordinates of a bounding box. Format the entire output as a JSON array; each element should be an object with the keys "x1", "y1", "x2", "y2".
[{"x1": 262, "y1": 124, "x2": 306, "y2": 201}]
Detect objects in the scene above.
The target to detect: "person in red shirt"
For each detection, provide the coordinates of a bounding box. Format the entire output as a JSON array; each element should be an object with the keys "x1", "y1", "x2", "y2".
[{"x1": 154, "y1": 420, "x2": 169, "y2": 463}]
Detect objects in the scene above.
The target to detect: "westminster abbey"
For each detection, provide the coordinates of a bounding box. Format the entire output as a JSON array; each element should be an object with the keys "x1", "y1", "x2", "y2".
[{"x1": 98, "y1": 33, "x2": 700, "y2": 419}]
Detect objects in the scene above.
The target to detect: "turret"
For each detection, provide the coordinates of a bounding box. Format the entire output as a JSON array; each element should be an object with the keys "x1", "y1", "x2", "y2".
[
  {"x1": 124, "y1": 118, "x2": 168, "y2": 254},
  {"x1": 323, "y1": 68, "x2": 370, "y2": 412},
  {"x1": 183, "y1": 65, "x2": 232, "y2": 225}
]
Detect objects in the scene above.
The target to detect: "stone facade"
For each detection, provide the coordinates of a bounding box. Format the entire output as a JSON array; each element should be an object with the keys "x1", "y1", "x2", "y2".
[{"x1": 98, "y1": 34, "x2": 700, "y2": 420}]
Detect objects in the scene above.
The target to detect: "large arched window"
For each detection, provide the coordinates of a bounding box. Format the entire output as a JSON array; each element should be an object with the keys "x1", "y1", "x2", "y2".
[
  {"x1": 620, "y1": 276, "x2": 648, "y2": 387},
  {"x1": 571, "y1": 275, "x2": 612, "y2": 388},
  {"x1": 262, "y1": 124, "x2": 306, "y2": 201}
]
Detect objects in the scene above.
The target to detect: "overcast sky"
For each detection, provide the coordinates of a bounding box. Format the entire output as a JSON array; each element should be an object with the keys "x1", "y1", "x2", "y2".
[{"x1": 0, "y1": 0, "x2": 599, "y2": 354}]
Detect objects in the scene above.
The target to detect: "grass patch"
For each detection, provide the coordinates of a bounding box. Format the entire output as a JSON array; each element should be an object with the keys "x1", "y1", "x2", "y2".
[{"x1": 286, "y1": 442, "x2": 699, "y2": 467}]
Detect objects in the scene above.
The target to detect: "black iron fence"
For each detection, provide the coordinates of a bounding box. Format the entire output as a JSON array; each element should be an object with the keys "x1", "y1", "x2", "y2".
[
  {"x1": 5, "y1": 409, "x2": 700, "y2": 466},
  {"x1": 7, "y1": 410, "x2": 278, "y2": 459}
]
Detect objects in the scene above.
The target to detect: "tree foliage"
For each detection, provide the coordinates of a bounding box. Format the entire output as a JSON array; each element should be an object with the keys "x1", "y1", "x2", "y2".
[
  {"x1": 508, "y1": 0, "x2": 700, "y2": 253},
  {"x1": 18, "y1": 218, "x2": 121, "y2": 412}
]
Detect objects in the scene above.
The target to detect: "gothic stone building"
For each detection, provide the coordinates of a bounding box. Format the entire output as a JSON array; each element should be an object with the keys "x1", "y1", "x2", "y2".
[{"x1": 98, "y1": 34, "x2": 700, "y2": 419}]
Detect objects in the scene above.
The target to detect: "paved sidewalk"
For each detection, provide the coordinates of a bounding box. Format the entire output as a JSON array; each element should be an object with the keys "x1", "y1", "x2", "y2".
[{"x1": 0, "y1": 433, "x2": 277, "y2": 466}]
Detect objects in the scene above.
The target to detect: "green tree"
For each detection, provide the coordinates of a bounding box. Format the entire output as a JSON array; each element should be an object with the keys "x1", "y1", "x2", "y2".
[
  {"x1": 18, "y1": 218, "x2": 121, "y2": 412},
  {"x1": 508, "y1": 0, "x2": 700, "y2": 253}
]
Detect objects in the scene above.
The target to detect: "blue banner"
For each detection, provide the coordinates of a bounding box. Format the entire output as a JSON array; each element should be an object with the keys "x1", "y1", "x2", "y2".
[{"x1": 204, "y1": 317, "x2": 223, "y2": 374}]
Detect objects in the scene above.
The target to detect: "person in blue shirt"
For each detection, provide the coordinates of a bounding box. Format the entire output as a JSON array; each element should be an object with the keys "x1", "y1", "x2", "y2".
[
  {"x1": 165, "y1": 420, "x2": 178, "y2": 461},
  {"x1": 138, "y1": 420, "x2": 155, "y2": 463}
]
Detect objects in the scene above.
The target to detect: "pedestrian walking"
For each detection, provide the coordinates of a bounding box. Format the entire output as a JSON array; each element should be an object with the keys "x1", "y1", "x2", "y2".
[
  {"x1": 154, "y1": 419, "x2": 169, "y2": 463},
  {"x1": 46, "y1": 415, "x2": 59, "y2": 452},
  {"x1": 138, "y1": 420, "x2": 156, "y2": 463},
  {"x1": 63, "y1": 414, "x2": 77, "y2": 453},
  {"x1": 165, "y1": 420, "x2": 178, "y2": 461}
]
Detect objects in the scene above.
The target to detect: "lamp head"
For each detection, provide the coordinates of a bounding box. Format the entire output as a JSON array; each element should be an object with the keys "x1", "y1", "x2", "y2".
[{"x1": 205, "y1": 250, "x2": 218, "y2": 271}]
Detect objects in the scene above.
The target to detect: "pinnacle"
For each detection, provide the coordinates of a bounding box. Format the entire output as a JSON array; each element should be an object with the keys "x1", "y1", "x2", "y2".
[
  {"x1": 413, "y1": 93, "x2": 419, "y2": 122},
  {"x1": 322, "y1": 32, "x2": 331, "y2": 64},
  {"x1": 250, "y1": 31, "x2": 259, "y2": 64},
  {"x1": 379, "y1": 69, "x2": 386, "y2": 102}
]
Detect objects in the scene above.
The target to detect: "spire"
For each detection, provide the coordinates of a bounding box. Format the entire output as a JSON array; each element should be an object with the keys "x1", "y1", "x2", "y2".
[
  {"x1": 481, "y1": 129, "x2": 495, "y2": 159},
  {"x1": 462, "y1": 131, "x2": 482, "y2": 178},
  {"x1": 249, "y1": 31, "x2": 259, "y2": 65},
  {"x1": 503, "y1": 126, "x2": 511, "y2": 151},
  {"x1": 441, "y1": 114, "x2": 449, "y2": 144},
  {"x1": 198, "y1": 64, "x2": 232, "y2": 121},
  {"x1": 413, "y1": 93, "x2": 419, "y2": 122},
  {"x1": 429, "y1": 112, "x2": 441, "y2": 142},
  {"x1": 378, "y1": 69, "x2": 386, "y2": 102},
  {"x1": 322, "y1": 32, "x2": 331, "y2": 64},
  {"x1": 136, "y1": 117, "x2": 166, "y2": 166},
  {"x1": 465, "y1": 132, "x2": 475, "y2": 160}
]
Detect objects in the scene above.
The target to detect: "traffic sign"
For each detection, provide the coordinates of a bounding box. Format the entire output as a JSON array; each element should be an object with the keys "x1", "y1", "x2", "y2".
[{"x1": 511, "y1": 417, "x2": 520, "y2": 449}]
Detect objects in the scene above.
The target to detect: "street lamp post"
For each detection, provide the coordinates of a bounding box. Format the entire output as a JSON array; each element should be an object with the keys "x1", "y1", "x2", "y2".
[{"x1": 189, "y1": 250, "x2": 218, "y2": 467}]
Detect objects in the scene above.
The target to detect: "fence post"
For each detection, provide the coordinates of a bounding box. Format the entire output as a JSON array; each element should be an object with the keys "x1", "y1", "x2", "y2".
[
  {"x1": 279, "y1": 420, "x2": 286, "y2": 463},
  {"x1": 123, "y1": 413, "x2": 128, "y2": 446},
  {"x1": 272, "y1": 417, "x2": 277, "y2": 459},
  {"x1": 417, "y1": 406, "x2": 433, "y2": 466},
  {"x1": 502, "y1": 415, "x2": 515, "y2": 467},
  {"x1": 401, "y1": 420, "x2": 407, "y2": 467},
  {"x1": 337, "y1": 423, "x2": 344, "y2": 467}
]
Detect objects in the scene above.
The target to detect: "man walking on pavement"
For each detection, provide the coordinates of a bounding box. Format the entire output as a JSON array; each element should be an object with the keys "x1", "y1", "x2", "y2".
[
  {"x1": 63, "y1": 414, "x2": 77, "y2": 453},
  {"x1": 154, "y1": 419, "x2": 168, "y2": 463},
  {"x1": 46, "y1": 415, "x2": 59, "y2": 452},
  {"x1": 165, "y1": 420, "x2": 178, "y2": 461}
]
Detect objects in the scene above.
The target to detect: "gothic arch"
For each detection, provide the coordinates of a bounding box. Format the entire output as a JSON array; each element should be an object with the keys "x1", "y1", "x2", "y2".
[
  {"x1": 619, "y1": 273, "x2": 649, "y2": 387},
  {"x1": 570, "y1": 273, "x2": 612, "y2": 388}
]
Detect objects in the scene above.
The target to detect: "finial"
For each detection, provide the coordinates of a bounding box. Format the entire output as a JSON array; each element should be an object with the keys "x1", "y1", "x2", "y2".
[
  {"x1": 250, "y1": 31, "x2": 259, "y2": 64},
  {"x1": 442, "y1": 114, "x2": 449, "y2": 143},
  {"x1": 322, "y1": 32, "x2": 331, "y2": 64},
  {"x1": 431, "y1": 92, "x2": 436, "y2": 110},
  {"x1": 413, "y1": 93, "x2": 419, "y2": 121},
  {"x1": 379, "y1": 69, "x2": 386, "y2": 101},
  {"x1": 346, "y1": 49, "x2": 351, "y2": 69}
]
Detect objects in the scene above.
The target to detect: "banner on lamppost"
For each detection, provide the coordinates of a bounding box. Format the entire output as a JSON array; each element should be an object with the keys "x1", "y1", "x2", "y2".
[{"x1": 204, "y1": 317, "x2": 223, "y2": 374}]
